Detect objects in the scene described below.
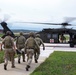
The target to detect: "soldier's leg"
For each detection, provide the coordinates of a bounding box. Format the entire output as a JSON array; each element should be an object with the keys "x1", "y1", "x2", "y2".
[
  {"x1": 10, "y1": 50, "x2": 15, "y2": 68},
  {"x1": 18, "y1": 54, "x2": 21, "y2": 64},
  {"x1": 37, "y1": 52, "x2": 40, "y2": 60},
  {"x1": 4, "y1": 50, "x2": 9, "y2": 70},
  {"x1": 22, "y1": 51, "x2": 25, "y2": 62},
  {"x1": 4, "y1": 58, "x2": 8, "y2": 70},
  {"x1": 26, "y1": 50, "x2": 30, "y2": 71},
  {"x1": 26, "y1": 49, "x2": 34, "y2": 71},
  {"x1": 34, "y1": 50, "x2": 37, "y2": 63},
  {"x1": 36, "y1": 49, "x2": 40, "y2": 63},
  {"x1": 27, "y1": 52, "x2": 33, "y2": 66},
  {"x1": 17, "y1": 48, "x2": 22, "y2": 64}
]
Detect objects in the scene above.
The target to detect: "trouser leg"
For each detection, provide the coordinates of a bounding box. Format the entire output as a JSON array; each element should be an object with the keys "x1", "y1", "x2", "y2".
[
  {"x1": 37, "y1": 49, "x2": 40, "y2": 60},
  {"x1": 26, "y1": 49, "x2": 34, "y2": 71},
  {"x1": 34, "y1": 51, "x2": 36, "y2": 60},
  {"x1": 36, "y1": 53, "x2": 40, "y2": 60},
  {"x1": 4, "y1": 58, "x2": 8, "y2": 70},
  {"x1": 27, "y1": 53, "x2": 33, "y2": 66},
  {"x1": 22, "y1": 51, "x2": 25, "y2": 62},
  {"x1": 11, "y1": 56, "x2": 15, "y2": 67},
  {"x1": 4, "y1": 50, "x2": 9, "y2": 70},
  {"x1": 34, "y1": 49, "x2": 40, "y2": 63},
  {"x1": 18, "y1": 54, "x2": 21, "y2": 64},
  {"x1": 4, "y1": 58, "x2": 8, "y2": 66},
  {"x1": 9, "y1": 50, "x2": 15, "y2": 68}
]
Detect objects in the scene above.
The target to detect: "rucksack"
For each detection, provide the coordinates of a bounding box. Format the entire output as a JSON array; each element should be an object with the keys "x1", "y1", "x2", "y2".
[
  {"x1": 17, "y1": 36, "x2": 25, "y2": 44},
  {"x1": 16, "y1": 36, "x2": 25, "y2": 49},
  {"x1": 4, "y1": 36, "x2": 13, "y2": 48},
  {"x1": 26, "y1": 37, "x2": 35, "y2": 48}
]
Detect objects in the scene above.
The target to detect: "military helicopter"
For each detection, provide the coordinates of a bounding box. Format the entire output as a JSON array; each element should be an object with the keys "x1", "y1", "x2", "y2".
[{"x1": 21, "y1": 17, "x2": 76, "y2": 47}]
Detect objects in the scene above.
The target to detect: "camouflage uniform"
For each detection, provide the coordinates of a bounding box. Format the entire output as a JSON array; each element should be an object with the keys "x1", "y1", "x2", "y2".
[
  {"x1": 1, "y1": 31, "x2": 15, "y2": 70},
  {"x1": 34, "y1": 34, "x2": 45, "y2": 63},
  {"x1": 25, "y1": 32, "x2": 39, "y2": 71},
  {"x1": 16, "y1": 31, "x2": 26, "y2": 64}
]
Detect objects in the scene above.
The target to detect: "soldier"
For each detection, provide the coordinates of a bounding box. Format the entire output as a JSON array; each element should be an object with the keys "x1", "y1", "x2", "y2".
[
  {"x1": 16, "y1": 31, "x2": 26, "y2": 64},
  {"x1": 1, "y1": 31, "x2": 16, "y2": 70},
  {"x1": 25, "y1": 32, "x2": 39, "y2": 71},
  {"x1": 34, "y1": 34, "x2": 45, "y2": 63}
]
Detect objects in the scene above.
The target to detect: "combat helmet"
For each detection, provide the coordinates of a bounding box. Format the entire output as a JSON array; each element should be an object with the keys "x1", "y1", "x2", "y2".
[
  {"x1": 6, "y1": 31, "x2": 11, "y2": 35},
  {"x1": 36, "y1": 34, "x2": 40, "y2": 37},
  {"x1": 29, "y1": 32, "x2": 35, "y2": 37},
  {"x1": 20, "y1": 31, "x2": 23, "y2": 35}
]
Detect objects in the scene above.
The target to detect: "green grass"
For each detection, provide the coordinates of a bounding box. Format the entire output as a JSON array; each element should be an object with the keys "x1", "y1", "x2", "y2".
[
  {"x1": 0, "y1": 33, "x2": 4, "y2": 37},
  {"x1": 0, "y1": 51, "x2": 4, "y2": 63},
  {"x1": 30, "y1": 51, "x2": 76, "y2": 75}
]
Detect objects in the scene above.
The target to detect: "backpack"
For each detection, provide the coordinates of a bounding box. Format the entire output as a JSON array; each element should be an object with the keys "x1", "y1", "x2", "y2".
[
  {"x1": 16, "y1": 36, "x2": 25, "y2": 49},
  {"x1": 17, "y1": 36, "x2": 25, "y2": 44},
  {"x1": 4, "y1": 36, "x2": 13, "y2": 48},
  {"x1": 26, "y1": 37, "x2": 35, "y2": 48}
]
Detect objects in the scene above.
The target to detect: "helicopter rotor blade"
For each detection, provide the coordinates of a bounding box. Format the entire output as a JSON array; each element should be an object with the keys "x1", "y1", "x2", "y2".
[
  {"x1": 13, "y1": 21, "x2": 62, "y2": 25},
  {"x1": 12, "y1": 21, "x2": 76, "y2": 28},
  {"x1": 63, "y1": 17, "x2": 76, "y2": 23},
  {"x1": 3, "y1": 14, "x2": 11, "y2": 22}
]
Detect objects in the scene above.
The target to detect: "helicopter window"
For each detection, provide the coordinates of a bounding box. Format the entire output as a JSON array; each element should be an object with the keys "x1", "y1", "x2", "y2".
[
  {"x1": 52, "y1": 34, "x2": 58, "y2": 39},
  {"x1": 47, "y1": 34, "x2": 51, "y2": 38}
]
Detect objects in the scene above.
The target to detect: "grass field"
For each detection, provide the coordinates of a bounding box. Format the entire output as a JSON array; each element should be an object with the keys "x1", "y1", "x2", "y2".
[
  {"x1": 0, "y1": 51, "x2": 4, "y2": 63},
  {"x1": 30, "y1": 51, "x2": 76, "y2": 75},
  {"x1": 0, "y1": 33, "x2": 3, "y2": 37}
]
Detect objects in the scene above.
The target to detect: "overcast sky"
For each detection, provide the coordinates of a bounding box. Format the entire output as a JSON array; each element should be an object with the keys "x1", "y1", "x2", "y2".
[{"x1": 0, "y1": 0, "x2": 76, "y2": 31}]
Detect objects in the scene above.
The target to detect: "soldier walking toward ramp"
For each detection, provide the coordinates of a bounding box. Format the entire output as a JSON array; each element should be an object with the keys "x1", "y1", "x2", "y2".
[
  {"x1": 16, "y1": 31, "x2": 26, "y2": 64},
  {"x1": 1, "y1": 31, "x2": 16, "y2": 70},
  {"x1": 34, "y1": 34, "x2": 45, "y2": 63},
  {"x1": 25, "y1": 32, "x2": 39, "y2": 71}
]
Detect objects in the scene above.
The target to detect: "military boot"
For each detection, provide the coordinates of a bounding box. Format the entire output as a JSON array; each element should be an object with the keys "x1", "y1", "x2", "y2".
[
  {"x1": 35, "y1": 59, "x2": 38, "y2": 63},
  {"x1": 4, "y1": 64, "x2": 7, "y2": 70},
  {"x1": 23, "y1": 59, "x2": 25, "y2": 62},
  {"x1": 11, "y1": 66, "x2": 15, "y2": 68},
  {"x1": 26, "y1": 65, "x2": 30, "y2": 71},
  {"x1": 18, "y1": 59, "x2": 20, "y2": 64}
]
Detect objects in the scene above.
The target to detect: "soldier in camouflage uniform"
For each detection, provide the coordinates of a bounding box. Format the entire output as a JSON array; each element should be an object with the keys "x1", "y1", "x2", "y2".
[
  {"x1": 34, "y1": 34, "x2": 45, "y2": 63},
  {"x1": 1, "y1": 31, "x2": 16, "y2": 70},
  {"x1": 16, "y1": 31, "x2": 26, "y2": 64},
  {"x1": 25, "y1": 32, "x2": 39, "y2": 71}
]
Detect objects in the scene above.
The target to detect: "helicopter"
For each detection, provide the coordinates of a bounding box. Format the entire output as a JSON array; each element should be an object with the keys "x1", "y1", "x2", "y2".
[{"x1": 21, "y1": 17, "x2": 76, "y2": 47}]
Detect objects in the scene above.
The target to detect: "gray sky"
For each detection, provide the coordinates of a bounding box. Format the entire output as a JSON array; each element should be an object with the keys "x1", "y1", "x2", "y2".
[{"x1": 0, "y1": 0, "x2": 76, "y2": 30}]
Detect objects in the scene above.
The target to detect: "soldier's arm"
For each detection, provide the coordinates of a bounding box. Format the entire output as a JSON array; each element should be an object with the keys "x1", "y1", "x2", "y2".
[
  {"x1": 0, "y1": 39, "x2": 5, "y2": 51},
  {"x1": 40, "y1": 39, "x2": 45, "y2": 50},
  {"x1": 35, "y1": 39, "x2": 40, "y2": 50},
  {"x1": 15, "y1": 37, "x2": 18, "y2": 47},
  {"x1": 11, "y1": 38, "x2": 16, "y2": 50},
  {"x1": 24, "y1": 39, "x2": 28, "y2": 53}
]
